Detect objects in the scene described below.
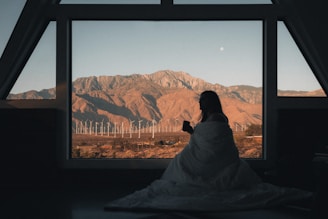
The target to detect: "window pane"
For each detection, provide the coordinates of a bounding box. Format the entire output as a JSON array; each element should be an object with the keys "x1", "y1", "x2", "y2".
[
  {"x1": 7, "y1": 22, "x2": 56, "y2": 99},
  {"x1": 277, "y1": 21, "x2": 326, "y2": 97},
  {"x1": 0, "y1": 0, "x2": 26, "y2": 58},
  {"x1": 71, "y1": 21, "x2": 263, "y2": 159},
  {"x1": 174, "y1": 0, "x2": 272, "y2": 4},
  {"x1": 60, "y1": 0, "x2": 160, "y2": 4}
]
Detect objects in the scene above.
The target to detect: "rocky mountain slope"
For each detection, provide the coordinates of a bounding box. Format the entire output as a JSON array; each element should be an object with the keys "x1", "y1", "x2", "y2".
[{"x1": 8, "y1": 70, "x2": 325, "y2": 131}]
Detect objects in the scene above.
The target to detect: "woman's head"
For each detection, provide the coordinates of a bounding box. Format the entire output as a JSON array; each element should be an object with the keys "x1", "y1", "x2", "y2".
[
  {"x1": 199, "y1": 90, "x2": 227, "y2": 122},
  {"x1": 199, "y1": 90, "x2": 223, "y2": 113}
]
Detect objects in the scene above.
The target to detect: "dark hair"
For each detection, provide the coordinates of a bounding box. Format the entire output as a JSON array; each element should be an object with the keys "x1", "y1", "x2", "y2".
[{"x1": 199, "y1": 90, "x2": 228, "y2": 123}]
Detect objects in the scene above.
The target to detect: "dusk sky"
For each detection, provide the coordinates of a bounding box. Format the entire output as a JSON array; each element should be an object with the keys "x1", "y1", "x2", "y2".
[
  {"x1": 0, "y1": 0, "x2": 323, "y2": 94},
  {"x1": 71, "y1": 20, "x2": 262, "y2": 86}
]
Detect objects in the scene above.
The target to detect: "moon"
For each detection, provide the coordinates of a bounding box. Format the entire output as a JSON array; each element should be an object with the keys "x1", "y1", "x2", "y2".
[{"x1": 219, "y1": 46, "x2": 224, "y2": 52}]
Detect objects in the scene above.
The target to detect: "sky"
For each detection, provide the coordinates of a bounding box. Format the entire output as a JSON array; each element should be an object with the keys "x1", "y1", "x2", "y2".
[
  {"x1": 0, "y1": 0, "x2": 323, "y2": 94},
  {"x1": 72, "y1": 21, "x2": 263, "y2": 86}
]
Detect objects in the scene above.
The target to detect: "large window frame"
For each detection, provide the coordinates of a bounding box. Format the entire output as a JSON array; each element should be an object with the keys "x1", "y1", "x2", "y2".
[
  {"x1": 2, "y1": 1, "x2": 328, "y2": 170},
  {"x1": 56, "y1": 3, "x2": 279, "y2": 169}
]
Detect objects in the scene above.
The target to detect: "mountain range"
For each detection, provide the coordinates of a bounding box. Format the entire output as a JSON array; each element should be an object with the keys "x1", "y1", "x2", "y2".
[{"x1": 8, "y1": 70, "x2": 325, "y2": 131}]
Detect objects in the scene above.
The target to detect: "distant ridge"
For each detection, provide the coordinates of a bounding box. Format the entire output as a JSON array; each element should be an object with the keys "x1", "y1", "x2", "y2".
[{"x1": 7, "y1": 70, "x2": 326, "y2": 129}]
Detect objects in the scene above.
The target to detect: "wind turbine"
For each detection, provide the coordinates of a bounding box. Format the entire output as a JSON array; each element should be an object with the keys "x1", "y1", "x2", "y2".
[
  {"x1": 95, "y1": 122, "x2": 98, "y2": 136},
  {"x1": 89, "y1": 120, "x2": 93, "y2": 135},
  {"x1": 84, "y1": 120, "x2": 88, "y2": 134},
  {"x1": 138, "y1": 120, "x2": 142, "y2": 138},
  {"x1": 158, "y1": 119, "x2": 161, "y2": 133},
  {"x1": 175, "y1": 118, "x2": 179, "y2": 132},
  {"x1": 129, "y1": 119, "x2": 135, "y2": 138},
  {"x1": 121, "y1": 122, "x2": 124, "y2": 138},
  {"x1": 100, "y1": 119, "x2": 104, "y2": 136},
  {"x1": 146, "y1": 121, "x2": 150, "y2": 133},
  {"x1": 114, "y1": 122, "x2": 117, "y2": 138},
  {"x1": 152, "y1": 119, "x2": 156, "y2": 139},
  {"x1": 107, "y1": 121, "x2": 110, "y2": 136}
]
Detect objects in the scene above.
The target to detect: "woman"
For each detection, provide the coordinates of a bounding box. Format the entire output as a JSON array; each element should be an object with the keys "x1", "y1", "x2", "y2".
[
  {"x1": 161, "y1": 90, "x2": 262, "y2": 190},
  {"x1": 105, "y1": 90, "x2": 312, "y2": 212}
]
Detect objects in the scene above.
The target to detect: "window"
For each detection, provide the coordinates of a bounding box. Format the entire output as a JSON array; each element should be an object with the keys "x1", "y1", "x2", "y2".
[
  {"x1": 2, "y1": 1, "x2": 326, "y2": 169},
  {"x1": 7, "y1": 22, "x2": 56, "y2": 99},
  {"x1": 277, "y1": 21, "x2": 326, "y2": 97},
  {"x1": 0, "y1": 0, "x2": 26, "y2": 58},
  {"x1": 71, "y1": 21, "x2": 263, "y2": 160},
  {"x1": 174, "y1": 0, "x2": 272, "y2": 4},
  {"x1": 60, "y1": 0, "x2": 160, "y2": 4}
]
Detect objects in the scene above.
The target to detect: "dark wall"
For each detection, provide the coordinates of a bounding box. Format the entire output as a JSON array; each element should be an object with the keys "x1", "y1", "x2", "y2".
[
  {"x1": 1, "y1": 108, "x2": 327, "y2": 190},
  {"x1": 275, "y1": 109, "x2": 328, "y2": 190},
  {"x1": 0, "y1": 109, "x2": 57, "y2": 186},
  {"x1": 0, "y1": 109, "x2": 164, "y2": 188}
]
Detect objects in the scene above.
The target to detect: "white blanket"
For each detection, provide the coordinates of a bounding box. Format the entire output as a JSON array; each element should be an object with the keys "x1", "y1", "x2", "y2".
[{"x1": 105, "y1": 122, "x2": 313, "y2": 212}]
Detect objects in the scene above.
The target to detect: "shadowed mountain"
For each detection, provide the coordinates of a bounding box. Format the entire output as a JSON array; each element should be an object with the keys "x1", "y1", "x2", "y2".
[{"x1": 69, "y1": 70, "x2": 263, "y2": 129}]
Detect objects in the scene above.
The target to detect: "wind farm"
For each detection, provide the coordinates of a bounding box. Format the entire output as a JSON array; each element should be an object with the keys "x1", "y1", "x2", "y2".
[{"x1": 71, "y1": 118, "x2": 262, "y2": 159}]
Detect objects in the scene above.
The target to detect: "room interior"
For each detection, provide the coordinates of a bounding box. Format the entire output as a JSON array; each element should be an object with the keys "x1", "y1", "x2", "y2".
[{"x1": 0, "y1": 0, "x2": 327, "y2": 218}]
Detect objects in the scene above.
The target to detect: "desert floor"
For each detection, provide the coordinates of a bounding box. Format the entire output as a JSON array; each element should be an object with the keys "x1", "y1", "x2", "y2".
[{"x1": 71, "y1": 131, "x2": 262, "y2": 159}]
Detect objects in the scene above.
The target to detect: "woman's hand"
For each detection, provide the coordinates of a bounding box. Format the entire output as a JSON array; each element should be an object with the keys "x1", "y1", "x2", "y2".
[{"x1": 182, "y1": 120, "x2": 194, "y2": 134}]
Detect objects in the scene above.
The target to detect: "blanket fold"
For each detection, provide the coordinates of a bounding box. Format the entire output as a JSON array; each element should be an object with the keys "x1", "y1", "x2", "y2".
[
  {"x1": 161, "y1": 121, "x2": 261, "y2": 190},
  {"x1": 105, "y1": 121, "x2": 313, "y2": 212},
  {"x1": 105, "y1": 180, "x2": 312, "y2": 212}
]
